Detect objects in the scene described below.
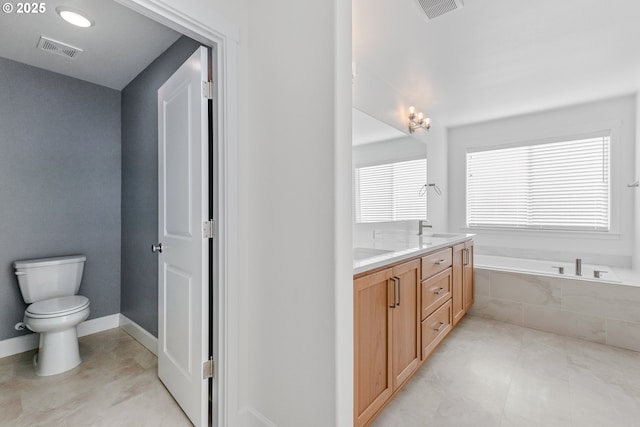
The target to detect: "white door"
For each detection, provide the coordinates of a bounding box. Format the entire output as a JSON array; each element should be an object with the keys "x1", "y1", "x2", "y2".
[{"x1": 157, "y1": 46, "x2": 210, "y2": 427}]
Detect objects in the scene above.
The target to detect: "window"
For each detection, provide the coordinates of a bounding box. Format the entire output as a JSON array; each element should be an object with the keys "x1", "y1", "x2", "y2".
[
  {"x1": 355, "y1": 158, "x2": 427, "y2": 223},
  {"x1": 466, "y1": 134, "x2": 610, "y2": 231}
]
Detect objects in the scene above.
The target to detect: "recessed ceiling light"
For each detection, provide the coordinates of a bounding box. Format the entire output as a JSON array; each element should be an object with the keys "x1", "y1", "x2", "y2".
[{"x1": 56, "y1": 7, "x2": 94, "y2": 28}]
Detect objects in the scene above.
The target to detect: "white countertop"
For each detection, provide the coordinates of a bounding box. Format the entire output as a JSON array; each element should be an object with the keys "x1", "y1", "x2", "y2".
[{"x1": 353, "y1": 233, "x2": 475, "y2": 275}]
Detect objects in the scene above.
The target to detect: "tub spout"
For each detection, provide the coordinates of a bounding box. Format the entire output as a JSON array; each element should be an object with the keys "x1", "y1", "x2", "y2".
[{"x1": 575, "y1": 258, "x2": 582, "y2": 276}]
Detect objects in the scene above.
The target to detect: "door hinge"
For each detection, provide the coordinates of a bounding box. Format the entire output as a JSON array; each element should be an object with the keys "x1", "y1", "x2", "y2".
[
  {"x1": 203, "y1": 220, "x2": 215, "y2": 239},
  {"x1": 203, "y1": 357, "x2": 215, "y2": 379},
  {"x1": 202, "y1": 81, "x2": 214, "y2": 99}
]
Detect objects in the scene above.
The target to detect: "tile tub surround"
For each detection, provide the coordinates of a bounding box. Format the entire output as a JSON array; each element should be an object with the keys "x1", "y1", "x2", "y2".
[
  {"x1": 371, "y1": 316, "x2": 640, "y2": 427},
  {"x1": 471, "y1": 267, "x2": 640, "y2": 351}
]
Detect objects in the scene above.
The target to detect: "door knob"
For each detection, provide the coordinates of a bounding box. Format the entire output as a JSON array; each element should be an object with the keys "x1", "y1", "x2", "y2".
[{"x1": 151, "y1": 243, "x2": 163, "y2": 253}]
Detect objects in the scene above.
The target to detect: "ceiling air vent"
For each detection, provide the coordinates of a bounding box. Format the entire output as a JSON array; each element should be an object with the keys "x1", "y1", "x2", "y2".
[
  {"x1": 414, "y1": 0, "x2": 464, "y2": 20},
  {"x1": 37, "y1": 36, "x2": 83, "y2": 59}
]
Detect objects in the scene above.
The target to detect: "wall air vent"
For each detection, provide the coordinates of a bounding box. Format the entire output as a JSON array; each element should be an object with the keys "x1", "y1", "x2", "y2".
[
  {"x1": 37, "y1": 36, "x2": 83, "y2": 59},
  {"x1": 414, "y1": 0, "x2": 464, "y2": 20}
]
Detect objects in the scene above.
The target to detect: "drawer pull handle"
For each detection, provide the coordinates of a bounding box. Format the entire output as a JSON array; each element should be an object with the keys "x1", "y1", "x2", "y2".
[
  {"x1": 430, "y1": 286, "x2": 445, "y2": 295},
  {"x1": 393, "y1": 276, "x2": 401, "y2": 307},
  {"x1": 435, "y1": 259, "x2": 447, "y2": 265},
  {"x1": 433, "y1": 322, "x2": 446, "y2": 332}
]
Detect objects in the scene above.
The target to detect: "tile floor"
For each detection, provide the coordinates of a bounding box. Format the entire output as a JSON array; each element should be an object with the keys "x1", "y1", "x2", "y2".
[
  {"x1": 3, "y1": 318, "x2": 640, "y2": 427},
  {"x1": 371, "y1": 316, "x2": 640, "y2": 427},
  {"x1": 0, "y1": 328, "x2": 191, "y2": 426}
]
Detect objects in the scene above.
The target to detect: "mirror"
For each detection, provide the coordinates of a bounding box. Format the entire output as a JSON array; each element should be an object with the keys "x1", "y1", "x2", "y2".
[{"x1": 352, "y1": 107, "x2": 428, "y2": 230}]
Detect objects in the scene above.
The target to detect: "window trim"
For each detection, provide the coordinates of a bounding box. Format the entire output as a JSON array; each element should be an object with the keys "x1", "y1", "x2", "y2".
[{"x1": 465, "y1": 129, "x2": 614, "y2": 233}]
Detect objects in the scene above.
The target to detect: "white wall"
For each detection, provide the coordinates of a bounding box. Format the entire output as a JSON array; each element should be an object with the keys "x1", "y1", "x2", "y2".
[
  {"x1": 245, "y1": 1, "x2": 352, "y2": 427},
  {"x1": 448, "y1": 94, "x2": 637, "y2": 268},
  {"x1": 353, "y1": 136, "x2": 426, "y2": 166}
]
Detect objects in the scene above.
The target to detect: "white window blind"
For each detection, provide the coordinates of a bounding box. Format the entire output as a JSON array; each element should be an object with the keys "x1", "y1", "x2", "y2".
[
  {"x1": 355, "y1": 158, "x2": 427, "y2": 223},
  {"x1": 466, "y1": 135, "x2": 610, "y2": 231}
]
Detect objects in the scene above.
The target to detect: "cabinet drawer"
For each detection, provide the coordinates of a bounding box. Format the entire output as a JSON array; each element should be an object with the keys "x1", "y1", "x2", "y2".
[
  {"x1": 421, "y1": 299, "x2": 452, "y2": 360},
  {"x1": 421, "y1": 268, "x2": 452, "y2": 320},
  {"x1": 421, "y1": 248, "x2": 453, "y2": 279}
]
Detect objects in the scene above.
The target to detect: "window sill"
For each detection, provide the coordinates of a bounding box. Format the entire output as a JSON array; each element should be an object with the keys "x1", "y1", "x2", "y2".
[{"x1": 460, "y1": 226, "x2": 622, "y2": 240}]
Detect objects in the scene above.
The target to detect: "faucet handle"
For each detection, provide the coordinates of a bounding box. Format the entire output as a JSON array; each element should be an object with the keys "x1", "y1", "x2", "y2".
[
  {"x1": 593, "y1": 270, "x2": 608, "y2": 279},
  {"x1": 552, "y1": 266, "x2": 565, "y2": 274}
]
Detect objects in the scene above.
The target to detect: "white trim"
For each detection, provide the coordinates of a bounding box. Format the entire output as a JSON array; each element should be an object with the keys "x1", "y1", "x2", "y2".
[
  {"x1": 114, "y1": 0, "x2": 239, "y2": 43},
  {"x1": 77, "y1": 313, "x2": 120, "y2": 337},
  {"x1": 112, "y1": 2, "x2": 238, "y2": 426},
  {"x1": 119, "y1": 314, "x2": 158, "y2": 355},
  {"x1": 0, "y1": 332, "x2": 38, "y2": 359},
  {"x1": 0, "y1": 313, "x2": 120, "y2": 359}
]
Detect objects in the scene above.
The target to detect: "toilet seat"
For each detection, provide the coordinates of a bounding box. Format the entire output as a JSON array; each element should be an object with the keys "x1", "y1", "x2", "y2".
[{"x1": 25, "y1": 295, "x2": 90, "y2": 319}]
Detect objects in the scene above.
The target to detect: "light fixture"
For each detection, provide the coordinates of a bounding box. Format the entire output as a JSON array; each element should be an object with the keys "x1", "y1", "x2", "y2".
[
  {"x1": 56, "y1": 7, "x2": 94, "y2": 28},
  {"x1": 408, "y1": 106, "x2": 431, "y2": 133}
]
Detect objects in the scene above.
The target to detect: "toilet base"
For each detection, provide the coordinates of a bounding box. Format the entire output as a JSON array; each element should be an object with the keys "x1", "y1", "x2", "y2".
[{"x1": 34, "y1": 327, "x2": 81, "y2": 376}]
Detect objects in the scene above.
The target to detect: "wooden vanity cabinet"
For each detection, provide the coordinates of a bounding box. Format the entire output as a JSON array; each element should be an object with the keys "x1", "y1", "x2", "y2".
[
  {"x1": 354, "y1": 259, "x2": 420, "y2": 427},
  {"x1": 390, "y1": 260, "x2": 421, "y2": 390},
  {"x1": 463, "y1": 240, "x2": 474, "y2": 312},
  {"x1": 354, "y1": 240, "x2": 473, "y2": 427},
  {"x1": 452, "y1": 241, "x2": 474, "y2": 326},
  {"x1": 421, "y1": 299, "x2": 452, "y2": 360},
  {"x1": 354, "y1": 268, "x2": 393, "y2": 427}
]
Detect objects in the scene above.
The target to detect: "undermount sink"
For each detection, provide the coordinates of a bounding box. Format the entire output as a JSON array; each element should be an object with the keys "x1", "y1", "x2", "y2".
[
  {"x1": 353, "y1": 247, "x2": 392, "y2": 260},
  {"x1": 422, "y1": 233, "x2": 461, "y2": 238}
]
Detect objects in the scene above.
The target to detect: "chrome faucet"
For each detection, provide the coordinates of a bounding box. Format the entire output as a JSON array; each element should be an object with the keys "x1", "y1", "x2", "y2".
[
  {"x1": 418, "y1": 220, "x2": 432, "y2": 236},
  {"x1": 575, "y1": 258, "x2": 582, "y2": 276}
]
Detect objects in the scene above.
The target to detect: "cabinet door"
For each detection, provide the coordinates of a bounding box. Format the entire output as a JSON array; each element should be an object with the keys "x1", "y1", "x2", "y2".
[
  {"x1": 391, "y1": 260, "x2": 420, "y2": 389},
  {"x1": 452, "y1": 243, "x2": 465, "y2": 326},
  {"x1": 354, "y1": 268, "x2": 393, "y2": 427},
  {"x1": 463, "y1": 241, "x2": 474, "y2": 312}
]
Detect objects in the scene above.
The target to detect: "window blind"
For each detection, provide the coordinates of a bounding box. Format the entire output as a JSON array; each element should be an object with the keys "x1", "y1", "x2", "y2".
[
  {"x1": 355, "y1": 158, "x2": 427, "y2": 223},
  {"x1": 466, "y1": 135, "x2": 610, "y2": 231}
]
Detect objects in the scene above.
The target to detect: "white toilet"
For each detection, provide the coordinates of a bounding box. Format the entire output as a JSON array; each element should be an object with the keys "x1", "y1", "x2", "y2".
[{"x1": 13, "y1": 255, "x2": 90, "y2": 376}]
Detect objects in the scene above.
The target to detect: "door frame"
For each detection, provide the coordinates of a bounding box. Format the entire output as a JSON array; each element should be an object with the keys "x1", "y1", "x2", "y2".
[{"x1": 115, "y1": 1, "x2": 239, "y2": 425}]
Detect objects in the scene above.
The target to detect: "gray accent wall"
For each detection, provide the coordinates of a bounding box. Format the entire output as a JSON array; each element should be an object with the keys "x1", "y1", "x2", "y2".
[
  {"x1": 121, "y1": 36, "x2": 201, "y2": 337},
  {"x1": 0, "y1": 57, "x2": 121, "y2": 341}
]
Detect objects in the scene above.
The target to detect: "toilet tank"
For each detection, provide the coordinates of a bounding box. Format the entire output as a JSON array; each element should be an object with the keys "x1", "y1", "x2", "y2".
[{"x1": 13, "y1": 255, "x2": 86, "y2": 303}]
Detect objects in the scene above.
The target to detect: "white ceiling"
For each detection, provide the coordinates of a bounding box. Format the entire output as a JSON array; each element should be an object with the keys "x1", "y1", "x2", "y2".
[
  {"x1": 0, "y1": 0, "x2": 181, "y2": 90},
  {"x1": 353, "y1": 0, "x2": 640, "y2": 127}
]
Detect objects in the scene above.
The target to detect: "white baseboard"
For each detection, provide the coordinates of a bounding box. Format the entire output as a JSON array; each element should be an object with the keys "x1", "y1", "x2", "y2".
[
  {"x1": 0, "y1": 333, "x2": 39, "y2": 359},
  {"x1": 0, "y1": 313, "x2": 121, "y2": 359},
  {"x1": 77, "y1": 313, "x2": 120, "y2": 337},
  {"x1": 119, "y1": 314, "x2": 158, "y2": 355}
]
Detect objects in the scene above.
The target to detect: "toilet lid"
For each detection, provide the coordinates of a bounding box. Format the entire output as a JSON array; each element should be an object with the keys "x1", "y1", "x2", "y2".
[{"x1": 26, "y1": 296, "x2": 90, "y2": 318}]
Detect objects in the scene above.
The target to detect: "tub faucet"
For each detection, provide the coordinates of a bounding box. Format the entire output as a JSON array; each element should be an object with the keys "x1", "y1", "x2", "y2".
[
  {"x1": 575, "y1": 258, "x2": 582, "y2": 276},
  {"x1": 418, "y1": 220, "x2": 432, "y2": 236},
  {"x1": 593, "y1": 270, "x2": 607, "y2": 279}
]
